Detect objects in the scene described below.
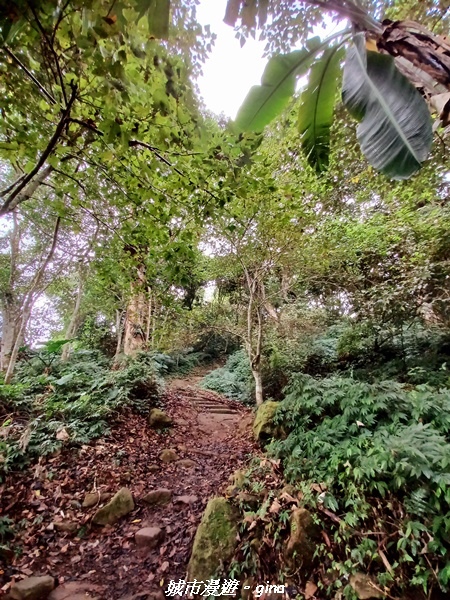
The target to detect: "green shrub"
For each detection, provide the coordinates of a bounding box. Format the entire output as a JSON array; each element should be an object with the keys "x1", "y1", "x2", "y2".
[
  {"x1": 270, "y1": 374, "x2": 450, "y2": 596},
  {"x1": 0, "y1": 350, "x2": 161, "y2": 476},
  {"x1": 201, "y1": 349, "x2": 254, "y2": 403},
  {"x1": 150, "y1": 349, "x2": 205, "y2": 377}
]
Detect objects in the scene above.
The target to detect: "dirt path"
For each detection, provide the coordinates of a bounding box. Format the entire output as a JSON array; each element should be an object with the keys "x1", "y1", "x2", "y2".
[{"x1": 1, "y1": 369, "x2": 255, "y2": 599}]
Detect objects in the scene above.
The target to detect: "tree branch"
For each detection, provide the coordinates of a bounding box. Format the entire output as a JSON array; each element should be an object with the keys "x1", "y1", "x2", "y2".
[
  {"x1": 2, "y1": 45, "x2": 57, "y2": 105},
  {"x1": 0, "y1": 86, "x2": 77, "y2": 217},
  {"x1": 27, "y1": 1, "x2": 69, "y2": 106}
]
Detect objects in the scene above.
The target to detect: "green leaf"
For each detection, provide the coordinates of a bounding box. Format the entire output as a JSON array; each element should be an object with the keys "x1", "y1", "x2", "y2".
[
  {"x1": 234, "y1": 38, "x2": 324, "y2": 132},
  {"x1": 148, "y1": 0, "x2": 170, "y2": 39},
  {"x1": 54, "y1": 373, "x2": 75, "y2": 386},
  {"x1": 39, "y1": 339, "x2": 74, "y2": 354},
  {"x1": 298, "y1": 45, "x2": 344, "y2": 173},
  {"x1": 342, "y1": 40, "x2": 433, "y2": 180},
  {"x1": 135, "y1": 0, "x2": 170, "y2": 39}
]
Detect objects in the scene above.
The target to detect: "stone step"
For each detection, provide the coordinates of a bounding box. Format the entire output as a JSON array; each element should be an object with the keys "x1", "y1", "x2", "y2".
[
  {"x1": 202, "y1": 408, "x2": 239, "y2": 415},
  {"x1": 194, "y1": 403, "x2": 229, "y2": 409},
  {"x1": 194, "y1": 402, "x2": 238, "y2": 409}
]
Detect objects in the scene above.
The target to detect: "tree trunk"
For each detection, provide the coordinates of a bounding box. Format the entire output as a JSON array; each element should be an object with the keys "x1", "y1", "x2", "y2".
[
  {"x1": 1, "y1": 304, "x2": 21, "y2": 372},
  {"x1": 252, "y1": 367, "x2": 264, "y2": 406},
  {"x1": 123, "y1": 291, "x2": 147, "y2": 355},
  {"x1": 1, "y1": 211, "x2": 21, "y2": 373},
  {"x1": 4, "y1": 303, "x2": 32, "y2": 383},
  {"x1": 61, "y1": 280, "x2": 84, "y2": 361},
  {"x1": 4, "y1": 216, "x2": 61, "y2": 383},
  {"x1": 114, "y1": 309, "x2": 126, "y2": 362}
]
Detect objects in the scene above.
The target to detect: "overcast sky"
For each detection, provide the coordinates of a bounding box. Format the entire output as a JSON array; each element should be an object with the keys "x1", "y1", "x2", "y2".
[{"x1": 196, "y1": 0, "x2": 267, "y2": 119}]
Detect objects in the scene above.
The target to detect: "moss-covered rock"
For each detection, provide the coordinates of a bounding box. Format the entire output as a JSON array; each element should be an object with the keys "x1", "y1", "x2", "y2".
[
  {"x1": 284, "y1": 508, "x2": 319, "y2": 568},
  {"x1": 187, "y1": 497, "x2": 238, "y2": 581},
  {"x1": 92, "y1": 488, "x2": 134, "y2": 525},
  {"x1": 253, "y1": 401, "x2": 281, "y2": 443},
  {"x1": 148, "y1": 408, "x2": 172, "y2": 428},
  {"x1": 229, "y1": 469, "x2": 246, "y2": 487}
]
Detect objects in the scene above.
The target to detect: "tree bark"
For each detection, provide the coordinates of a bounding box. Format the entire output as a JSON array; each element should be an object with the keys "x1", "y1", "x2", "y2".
[
  {"x1": 252, "y1": 367, "x2": 264, "y2": 406},
  {"x1": 123, "y1": 265, "x2": 148, "y2": 356},
  {"x1": 113, "y1": 309, "x2": 126, "y2": 363},
  {"x1": 4, "y1": 216, "x2": 61, "y2": 383},
  {"x1": 61, "y1": 279, "x2": 84, "y2": 361},
  {"x1": 1, "y1": 211, "x2": 22, "y2": 373},
  {"x1": 1, "y1": 304, "x2": 21, "y2": 372}
]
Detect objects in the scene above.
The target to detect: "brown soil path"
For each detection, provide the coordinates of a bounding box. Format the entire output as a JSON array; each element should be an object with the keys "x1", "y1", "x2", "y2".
[{"x1": 0, "y1": 368, "x2": 255, "y2": 599}]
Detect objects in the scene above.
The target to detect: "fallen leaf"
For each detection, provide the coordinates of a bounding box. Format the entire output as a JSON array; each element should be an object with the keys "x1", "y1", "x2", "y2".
[
  {"x1": 56, "y1": 428, "x2": 70, "y2": 441},
  {"x1": 269, "y1": 498, "x2": 281, "y2": 514},
  {"x1": 305, "y1": 581, "x2": 318, "y2": 599}
]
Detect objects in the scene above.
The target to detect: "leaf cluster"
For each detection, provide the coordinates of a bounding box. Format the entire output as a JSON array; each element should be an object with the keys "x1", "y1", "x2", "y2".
[
  {"x1": 0, "y1": 349, "x2": 161, "y2": 475},
  {"x1": 270, "y1": 373, "x2": 450, "y2": 594}
]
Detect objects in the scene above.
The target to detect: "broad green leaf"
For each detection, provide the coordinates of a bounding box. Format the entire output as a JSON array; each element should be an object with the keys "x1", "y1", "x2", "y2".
[
  {"x1": 342, "y1": 42, "x2": 433, "y2": 180},
  {"x1": 135, "y1": 0, "x2": 170, "y2": 39},
  {"x1": 298, "y1": 45, "x2": 344, "y2": 173},
  {"x1": 148, "y1": 0, "x2": 170, "y2": 39},
  {"x1": 234, "y1": 38, "x2": 324, "y2": 132},
  {"x1": 39, "y1": 339, "x2": 74, "y2": 354}
]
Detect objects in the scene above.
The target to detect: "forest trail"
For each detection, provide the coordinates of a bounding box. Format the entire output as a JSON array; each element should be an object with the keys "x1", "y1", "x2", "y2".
[{"x1": 1, "y1": 369, "x2": 256, "y2": 600}]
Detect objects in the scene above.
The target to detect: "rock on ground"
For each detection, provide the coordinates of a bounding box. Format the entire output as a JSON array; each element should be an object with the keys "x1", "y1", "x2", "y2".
[
  {"x1": 349, "y1": 573, "x2": 384, "y2": 599},
  {"x1": 135, "y1": 527, "x2": 165, "y2": 549},
  {"x1": 187, "y1": 497, "x2": 238, "y2": 581},
  {"x1": 52, "y1": 521, "x2": 78, "y2": 534},
  {"x1": 253, "y1": 401, "x2": 281, "y2": 443},
  {"x1": 142, "y1": 488, "x2": 172, "y2": 505},
  {"x1": 92, "y1": 488, "x2": 134, "y2": 525},
  {"x1": 10, "y1": 575, "x2": 55, "y2": 600},
  {"x1": 48, "y1": 581, "x2": 103, "y2": 600},
  {"x1": 82, "y1": 492, "x2": 111, "y2": 508},
  {"x1": 174, "y1": 495, "x2": 198, "y2": 505},
  {"x1": 284, "y1": 508, "x2": 319, "y2": 567},
  {"x1": 148, "y1": 409, "x2": 172, "y2": 428},
  {"x1": 176, "y1": 459, "x2": 196, "y2": 469},
  {"x1": 159, "y1": 449, "x2": 178, "y2": 463}
]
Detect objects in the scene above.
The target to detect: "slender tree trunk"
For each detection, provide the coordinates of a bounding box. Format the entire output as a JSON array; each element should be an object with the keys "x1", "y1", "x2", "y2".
[
  {"x1": 243, "y1": 270, "x2": 265, "y2": 405},
  {"x1": 61, "y1": 280, "x2": 84, "y2": 361},
  {"x1": 1, "y1": 211, "x2": 21, "y2": 373},
  {"x1": 4, "y1": 304, "x2": 32, "y2": 383},
  {"x1": 114, "y1": 309, "x2": 126, "y2": 362},
  {"x1": 252, "y1": 367, "x2": 264, "y2": 406},
  {"x1": 61, "y1": 224, "x2": 98, "y2": 361},
  {"x1": 4, "y1": 216, "x2": 61, "y2": 383},
  {"x1": 145, "y1": 289, "x2": 152, "y2": 345},
  {"x1": 1, "y1": 304, "x2": 21, "y2": 372}
]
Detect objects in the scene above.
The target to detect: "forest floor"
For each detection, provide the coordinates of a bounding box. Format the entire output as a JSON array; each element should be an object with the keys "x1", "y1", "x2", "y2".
[{"x1": 0, "y1": 367, "x2": 256, "y2": 599}]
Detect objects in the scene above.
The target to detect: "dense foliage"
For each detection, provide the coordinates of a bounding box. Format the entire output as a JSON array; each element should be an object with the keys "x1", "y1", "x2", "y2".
[
  {"x1": 2, "y1": 0, "x2": 450, "y2": 596},
  {"x1": 201, "y1": 349, "x2": 254, "y2": 404},
  {"x1": 270, "y1": 374, "x2": 450, "y2": 594}
]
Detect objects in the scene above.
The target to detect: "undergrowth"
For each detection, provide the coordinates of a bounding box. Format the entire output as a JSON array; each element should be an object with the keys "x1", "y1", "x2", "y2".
[
  {"x1": 0, "y1": 349, "x2": 161, "y2": 476},
  {"x1": 268, "y1": 374, "x2": 450, "y2": 597},
  {"x1": 200, "y1": 349, "x2": 254, "y2": 404}
]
